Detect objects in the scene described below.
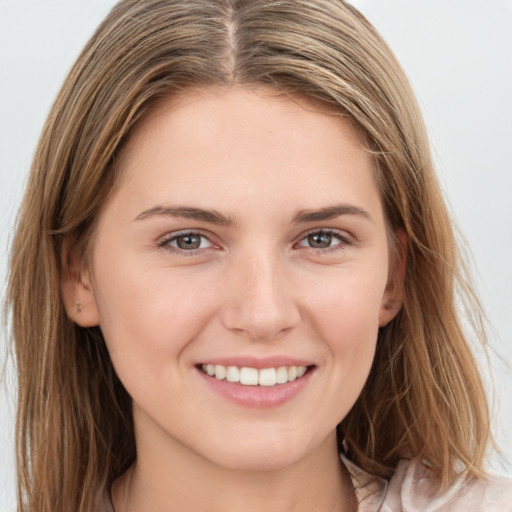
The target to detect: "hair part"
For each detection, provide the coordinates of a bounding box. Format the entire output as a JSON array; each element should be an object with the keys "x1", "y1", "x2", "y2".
[{"x1": 7, "y1": 1, "x2": 491, "y2": 510}]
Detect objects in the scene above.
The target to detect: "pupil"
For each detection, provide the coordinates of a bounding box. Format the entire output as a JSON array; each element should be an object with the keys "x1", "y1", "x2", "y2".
[
  {"x1": 177, "y1": 235, "x2": 200, "y2": 250},
  {"x1": 308, "y1": 232, "x2": 331, "y2": 248}
]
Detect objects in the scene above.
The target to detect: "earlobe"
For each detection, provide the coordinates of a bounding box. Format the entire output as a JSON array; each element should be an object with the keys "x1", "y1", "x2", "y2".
[
  {"x1": 61, "y1": 243, "x2": 101, "y2": 327},
  {"x1": 378, "y1": 229, "x2": 407, "y2": 327}
]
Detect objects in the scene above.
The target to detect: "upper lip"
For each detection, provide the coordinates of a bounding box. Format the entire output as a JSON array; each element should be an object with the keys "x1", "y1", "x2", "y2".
[{"x1": 196, "y1": 356, "x2": 315, "y2": 369}]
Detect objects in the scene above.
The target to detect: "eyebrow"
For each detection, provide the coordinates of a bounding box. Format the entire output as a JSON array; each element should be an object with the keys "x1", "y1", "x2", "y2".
[
  {"x1": 134, "y1": 203, "x2": 372, "y2": 225},
  {"x1": 134, "y1": 206, "x2": 237, "y2": 225},
  {"x1": 292, "y1": 204, "x2": 372, "y2": 224}
]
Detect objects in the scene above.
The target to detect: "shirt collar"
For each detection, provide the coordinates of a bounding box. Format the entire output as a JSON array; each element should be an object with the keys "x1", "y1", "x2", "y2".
[{"x1": 341, "y1": 454, "x2": 389, "y2": 512}]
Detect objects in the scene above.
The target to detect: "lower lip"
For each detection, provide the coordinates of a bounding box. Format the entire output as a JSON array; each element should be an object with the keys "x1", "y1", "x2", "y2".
[{"x1": 197, "y1": 367, "x2": 314, "y2": 409}]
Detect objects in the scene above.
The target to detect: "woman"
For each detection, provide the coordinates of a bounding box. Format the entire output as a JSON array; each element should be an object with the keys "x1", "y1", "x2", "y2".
[{"x1": 6, "y1": 0, "x2": 511, "y2": 511}]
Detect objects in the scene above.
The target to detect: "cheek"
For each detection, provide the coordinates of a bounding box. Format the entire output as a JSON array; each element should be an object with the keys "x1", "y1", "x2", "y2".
[
  {"x1": 303, "y1": 265, "x2": 387, "y2": 372},
  {"x1": 306, "y1": 263, "x2": 386, "y2": 332},
  {"x1": 91, "y1": 258, "x2": 218, "y2": 382},
  {"x1": 289, "y1": 266, "x2": 386, "y2": 427}
]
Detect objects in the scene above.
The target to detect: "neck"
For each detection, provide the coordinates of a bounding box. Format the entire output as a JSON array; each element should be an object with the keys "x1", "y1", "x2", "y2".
[{"x1": 112, "y1": 426, "x2": 355, "y2": 512}]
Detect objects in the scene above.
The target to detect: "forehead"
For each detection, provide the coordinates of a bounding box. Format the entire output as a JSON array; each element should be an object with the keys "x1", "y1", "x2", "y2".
[
  {"x1": 121, "y1": 85, "x2": 368, "y2": 162},
  {"x1": 108, "y1": 85, "x2": 382, "y2": 223}
]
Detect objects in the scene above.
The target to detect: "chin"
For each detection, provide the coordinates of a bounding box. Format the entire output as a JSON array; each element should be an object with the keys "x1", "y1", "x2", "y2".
[
  {"x1": 209, "y1": 450, "x2": 304, "y2": 472},
  {"x1": 198, "y1": 430, "x2": 320, "y2": 472}
]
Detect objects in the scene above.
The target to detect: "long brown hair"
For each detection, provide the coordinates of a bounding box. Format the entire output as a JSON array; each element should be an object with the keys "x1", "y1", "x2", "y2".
[{"x1": 7, "y1": 1, "x2": 491, "y2": 510}]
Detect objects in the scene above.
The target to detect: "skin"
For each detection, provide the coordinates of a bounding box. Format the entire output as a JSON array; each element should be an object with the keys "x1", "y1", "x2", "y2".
[{"x1": 63, "y1": 86, "x2": 404, "y2": 512}]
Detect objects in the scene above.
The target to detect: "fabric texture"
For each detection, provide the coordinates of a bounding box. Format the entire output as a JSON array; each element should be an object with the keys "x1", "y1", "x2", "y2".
[
  {"x1": 97, "y1": 457, "x2": 512, "y2": 511},
  {"x1": 344, "y1": 456, "x2": 512, "y2": 512}
]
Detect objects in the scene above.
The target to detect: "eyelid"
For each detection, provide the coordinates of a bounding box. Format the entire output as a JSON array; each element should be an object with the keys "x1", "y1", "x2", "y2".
[
  {"x1": 156, "y1": 227, "x2": 353, "y2": 255},
  {"x1": 294, "y1": 228, "x2": 353, "y2": 251},
  {"x1": 157, "y1": 229, "x2": 218, "y2": 254}
]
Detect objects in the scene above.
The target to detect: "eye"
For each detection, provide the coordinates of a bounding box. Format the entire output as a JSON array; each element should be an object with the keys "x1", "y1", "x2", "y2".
[
  {"x1": 296, "y1": 230, "x2": 349, "y2": 250},
  {"x1": 160, "y1": 232, "x2": 214, "y2": 252}
]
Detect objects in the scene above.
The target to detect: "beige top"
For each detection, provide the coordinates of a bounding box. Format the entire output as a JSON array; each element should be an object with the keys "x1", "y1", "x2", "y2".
[
  {"x1": 344, "y1": 457, "x2": 512, "y2": 512},
  {"x1": 97, "y1": 457, "x2": 512, "y2": 512}
]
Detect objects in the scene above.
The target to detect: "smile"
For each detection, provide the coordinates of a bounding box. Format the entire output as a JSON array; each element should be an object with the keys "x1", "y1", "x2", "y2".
[{"x1": 200, "y1": 364, "x2": 308, "y2": 387}]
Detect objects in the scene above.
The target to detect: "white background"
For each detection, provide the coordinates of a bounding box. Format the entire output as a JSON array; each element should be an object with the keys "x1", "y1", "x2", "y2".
[{"x1": 1, "y1": 1, "x2": 511, "y2": 509}]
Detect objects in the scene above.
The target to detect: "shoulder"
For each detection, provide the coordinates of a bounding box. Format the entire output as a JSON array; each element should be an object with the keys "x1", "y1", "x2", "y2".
[
  {"x1": 381, "y1": 459, "x2": 512, "y2": 512},
  {"x1": 341, "y1": 455, "x2": 512, "y2": 512}
]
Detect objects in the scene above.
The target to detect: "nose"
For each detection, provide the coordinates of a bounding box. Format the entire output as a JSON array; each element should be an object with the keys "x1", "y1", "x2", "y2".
[{"x1": 219, "y1": 250, "x2": 301, "y2": 341}]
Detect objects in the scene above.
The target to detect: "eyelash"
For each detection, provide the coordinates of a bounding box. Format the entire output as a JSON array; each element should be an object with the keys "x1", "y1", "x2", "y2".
[
  {"x1": 295, "y1": 229, "x2": 352, "y2": 253},
  {"x1": 158, "y1": 230, "x2": 215, "y2": 256},
  {"x1": 158, "y1": 229, "x2": 352, "y2": 255}
]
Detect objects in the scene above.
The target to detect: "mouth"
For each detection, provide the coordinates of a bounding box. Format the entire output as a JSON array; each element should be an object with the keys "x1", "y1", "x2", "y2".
[
  {"x1": 199, "y1": 364, "x2": 311, "y2": 387},
  {"x1": 196, "y1": 361, "x2": 315, "y2": 408}
]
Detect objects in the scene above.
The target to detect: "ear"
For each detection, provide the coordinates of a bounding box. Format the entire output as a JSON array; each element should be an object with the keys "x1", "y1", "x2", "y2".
[
  {"x1": 379, "y1": 229, "x2": 407, "y2": 327},
  {"x1": 61, "y1": 241, "x2": 101, "y2": 327}
]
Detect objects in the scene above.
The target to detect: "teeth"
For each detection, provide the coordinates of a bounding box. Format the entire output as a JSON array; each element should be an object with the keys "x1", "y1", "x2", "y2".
[
  {"x1": 201, "y1": 364, "x2": 308, "y2": 386},
  {"x1": 226, "y1": 366, "x2": 240, "y2": 383},
  {"x1": 259, "y1": 368, "x2": 276, "y2": 386},
  {"x1": 276, "y1": 366, "x2": 288, "y2": 384},
  {"x1": 240, "y1": 367, "x2": 259, "y2": 386},
  {"x1": 214, "y1": 365, "x2": 226, "y2": 380}
]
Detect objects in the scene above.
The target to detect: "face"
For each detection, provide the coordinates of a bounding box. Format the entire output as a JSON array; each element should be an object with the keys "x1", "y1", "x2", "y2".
[{"x1": 65, "y1": 86, "x2": 403, "y2": 472}]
